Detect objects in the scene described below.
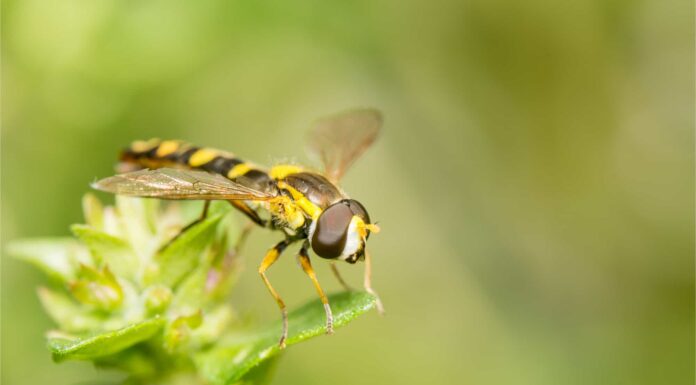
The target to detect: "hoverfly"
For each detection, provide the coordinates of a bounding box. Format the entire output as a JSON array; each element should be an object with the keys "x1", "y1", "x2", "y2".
[{"x1": 92, "y1": 108, "x2": 384, "y2": 348}]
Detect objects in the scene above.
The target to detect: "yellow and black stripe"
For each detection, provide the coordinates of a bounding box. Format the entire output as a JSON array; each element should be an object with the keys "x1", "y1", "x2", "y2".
[
  {"x1": 120, "y1": 139, "x2": 255, "y2": 177},
  {"x1": 120, "y1": 139, "x2": 278, "y2": 203},
  {"x1": 119, "y1": 139, "x2": 352, "y2": 235},
  {"x1": 120, "y1": 139, "x2": 282, "y2": 227}
]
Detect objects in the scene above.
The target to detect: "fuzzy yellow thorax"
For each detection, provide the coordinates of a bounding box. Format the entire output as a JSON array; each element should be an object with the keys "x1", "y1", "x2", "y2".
[
  {"x1": 276, "y1": 180, "x2": 322, "y2": 220},
  {"x1": 270, "y1": 164, "x2": 305, "y2": 180}
]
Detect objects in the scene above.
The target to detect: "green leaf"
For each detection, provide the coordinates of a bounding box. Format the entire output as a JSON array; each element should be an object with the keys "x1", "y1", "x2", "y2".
[
  {"x1": 7, "y1": 238, "x2": 85, "y2": 282},
  {"x1": 82, "y1": 193, "x2": 105, "y2": 230},
  {"x1": 194, "y1": 291, "x2": 376, "y2": 385},
  {"x1": 93, "y1": 348, "x2": 160, "y2": 380},
  {"x1": 71, "y1": 224, "x2": 140, "y2": 281},
  {"x1": 192, "y1": 306, "x2": 235, "y2": 347},
  {"x1": 37, "y1": 287, "x2": 104, "y2": 333},
  {"x1": 172, "y1": 262, "x2": 210, "y2": 313},
  {"x1": 49, "y1": 317, "x2": 166, "y2": 362},
  {"x1": 115, "y1": 196, "x2": 159, "y2": 252},
  {"x1": 164, "y1": 310, "x2": 203, "y2": 352},
  {"x1": 179, "y1": 201, "x2": 230, "y2": 223},
  {"x1": 233, "y1": 356, "x2": 280, "y2": 385},
  {"x1": 151, "y1": 213, "x2": 224, "y2": 288},
  {"x1": 143, "y1": 285, "x2": 173, "y2": 315},
  {"x1": 69, "y1": 264, "x2": 124, "y2": 311}
]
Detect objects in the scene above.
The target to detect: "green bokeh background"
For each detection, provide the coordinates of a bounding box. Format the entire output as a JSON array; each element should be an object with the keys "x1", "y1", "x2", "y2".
[{"x1": 2, "y1": 1, "x2": 693, "y2": 384}]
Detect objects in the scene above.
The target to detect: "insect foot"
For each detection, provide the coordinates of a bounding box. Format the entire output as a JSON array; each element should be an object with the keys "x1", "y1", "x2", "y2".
[{"x1": 324, "y1": 303, "x2": 335, "y2": 335}]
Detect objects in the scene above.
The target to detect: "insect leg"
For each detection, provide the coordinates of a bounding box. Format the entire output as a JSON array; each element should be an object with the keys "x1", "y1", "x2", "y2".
[
  {"x1": 182, "y1": 200, "x2": 211, "y2": 230},
  {"x1": 330, "y1": 262, "x2": 352, "y2": 291},
  {"x1": 159, "y1": 200, "x2": 211, "y2": 252},
  {"x1": 258, "y1": 239, "x2": 291, "y2": 348},
  {"x1": 297, "y1": 242, "x2": 334, "y2": 335},
  {"x1": 363, "y1": 250, "x2": 385, "y2": 315},
  {"x1": 229, "y1": 200, "x2": 267, "y2": 227}
]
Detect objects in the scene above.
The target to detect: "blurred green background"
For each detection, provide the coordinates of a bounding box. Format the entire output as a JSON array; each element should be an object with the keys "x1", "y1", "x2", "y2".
[{"x1": 2, "y1": 0, "x2": 693, "y2": 384}]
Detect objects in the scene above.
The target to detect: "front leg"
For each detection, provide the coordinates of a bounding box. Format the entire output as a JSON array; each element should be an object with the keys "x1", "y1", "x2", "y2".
[
  {"x1": 297, "y1": 241, "x2": 334, "y2": 335},
  {"x1": 258, "y1": 239, "x2": 291, "y2": 348},
  {"x1": 363, "y1": 250, "x2": 385, "y2": 315},
  {"x1": 229, "y1": 200, "x2": 267, "y2": 227},
  {"x1": 330, "y1": 262, "x2": 353, "y2": 291}
]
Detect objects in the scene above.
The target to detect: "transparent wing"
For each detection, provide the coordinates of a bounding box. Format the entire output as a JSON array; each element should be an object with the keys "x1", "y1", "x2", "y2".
[
  {"x1": 306, "y1": 108, "x2": 383, "y2": 182},
  {"x1": 91, "y1": 168, "x2": 277, "y2": 201}
]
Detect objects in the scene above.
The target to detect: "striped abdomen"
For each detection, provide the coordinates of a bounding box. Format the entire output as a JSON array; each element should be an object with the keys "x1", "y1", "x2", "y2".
[{"x1": 120, "y1": 139, "x2": 277, "y2": 195}]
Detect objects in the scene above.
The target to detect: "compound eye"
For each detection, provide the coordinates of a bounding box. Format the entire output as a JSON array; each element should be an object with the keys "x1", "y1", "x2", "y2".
[
  {"x1": 346, "y1": 199, "x2": 370, "y2": 224},
  {"x1": 312, "y1": 202, "x2": 353, "y2": 259},
  {"x1": 344, "y1": 199, "x2": 373, "y2": 239}
]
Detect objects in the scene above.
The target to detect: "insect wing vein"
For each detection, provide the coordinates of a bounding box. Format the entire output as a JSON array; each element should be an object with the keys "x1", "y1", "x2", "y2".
[
  {"x1": 306, "y1": 108, "x2": 382, "y2": 182},
  {"x1": 92, "y1": 168, "x2": 276, "y2": 201}
]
